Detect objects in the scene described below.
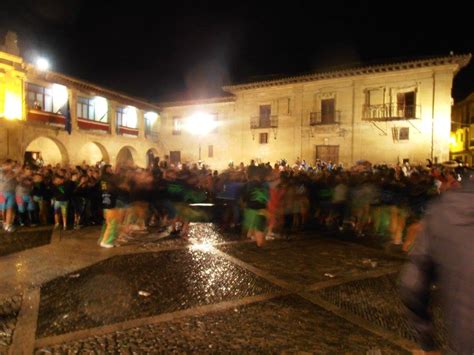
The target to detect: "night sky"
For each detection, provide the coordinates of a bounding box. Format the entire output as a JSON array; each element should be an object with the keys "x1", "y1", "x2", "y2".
[{"x1": 1, "y1": 0, "x2": 473, "y2": 102}]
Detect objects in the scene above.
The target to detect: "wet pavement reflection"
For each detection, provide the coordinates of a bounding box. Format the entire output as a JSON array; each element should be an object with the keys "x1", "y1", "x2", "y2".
[
  {"x1": 36, "y1": 249, "x2": 279, "y2": 338},
  {"x1": 218, "y1": 239, "x2": 404, "y2": 285}
]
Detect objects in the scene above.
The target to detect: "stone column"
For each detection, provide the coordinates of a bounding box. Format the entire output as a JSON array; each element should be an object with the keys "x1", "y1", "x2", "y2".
[
  {"x1": 137, "y1": 109, "x2": 145, "y2": 138},
  {"x1": 109, "y1": 100, "x2": 117, "y2": 136},
  {"x1": 69, "y1": 89, "x2": 79, "y2": 131}
]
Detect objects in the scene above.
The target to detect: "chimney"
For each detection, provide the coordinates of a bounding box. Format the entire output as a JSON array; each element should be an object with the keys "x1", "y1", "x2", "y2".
[{"x1": 2, "y1": 31, "x2": 20, "y2": 56}]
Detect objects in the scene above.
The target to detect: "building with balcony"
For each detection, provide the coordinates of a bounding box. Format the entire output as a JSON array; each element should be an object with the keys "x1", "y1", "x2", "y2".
[
  {"x1": 160, "y1": 54, "x2": 471, "y2": 169},
  {"x1": 1, "y1": 31, "x2": 471, "y2": 170},
  {"x1": 450, "y1": 92, "x2": 474, "y2": 165},
  {"x1": 0, "y1": 33, "x2": 161, "y2": 167}
]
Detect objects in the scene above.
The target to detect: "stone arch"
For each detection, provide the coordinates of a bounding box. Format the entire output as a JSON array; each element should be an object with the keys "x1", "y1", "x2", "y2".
[
  {"x1": 77, "y1": 142, "x2": 110, "y2": 165},
  {"x1": 24, "y1": 136, "x2": 69, "y2": 166},
  {"x1": 116, "y1": 145, "x2": 138, "y2": 167},
  {"x1": 146, "y1": 148, "x2": 159, "y2": 168}
]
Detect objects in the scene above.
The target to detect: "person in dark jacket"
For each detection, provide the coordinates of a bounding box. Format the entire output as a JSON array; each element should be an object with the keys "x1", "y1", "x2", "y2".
[{"x1": 399, "y1": 176, "x2": 474, "y2": 355}]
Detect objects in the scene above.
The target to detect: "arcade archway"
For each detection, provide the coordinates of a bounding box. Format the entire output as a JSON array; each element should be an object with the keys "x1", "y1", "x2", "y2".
[
  {"x1": 116, "y1": 146, "x2": 138, "y2": 167},
  {"x1": 77, "y1": 142, "x2": 110, "y2": 165},
  {"x1": 24, "y1": 136, "x2": 68, "y2": 166}
]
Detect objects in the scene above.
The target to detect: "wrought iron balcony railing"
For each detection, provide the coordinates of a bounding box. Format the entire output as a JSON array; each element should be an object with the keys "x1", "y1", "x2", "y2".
[
  {"x1": 362, "y1": 104, "x2": 421, "y2": 121},
  {"x1": 250, "y1": 115, "x2": 278, "y2": 129},
  {"x1": 309, "y1": 111, "x2": 341, "y2": 125}
]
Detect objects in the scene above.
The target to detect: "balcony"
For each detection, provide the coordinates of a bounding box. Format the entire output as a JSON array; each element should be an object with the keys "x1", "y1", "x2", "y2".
[
  {"x1": 309, "y1": 111, "x2": 341, "y2": 125},
  {"x1": 362, "y1": 103, "x2": 421, "y2": 121},
  {"x1": 27, "y1": 109, "x2": 65, "y2": 126},
  {"x1": 77, "y1": 117, "x2": 110, "y2": 132},
  {"x1": 118, "y1": 126, "x2": 139, "y2": 136},
  {"x1": 250, "y1": 115, "x2": 278, "y2": 129}
]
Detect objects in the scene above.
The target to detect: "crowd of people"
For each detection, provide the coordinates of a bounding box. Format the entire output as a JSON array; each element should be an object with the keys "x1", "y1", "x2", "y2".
[{"x1": 0, "y1": 156, "x2": 470, "y2": 250}]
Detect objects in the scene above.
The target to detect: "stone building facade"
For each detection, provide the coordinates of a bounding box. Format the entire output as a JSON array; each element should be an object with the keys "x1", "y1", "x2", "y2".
[
  {"x1": 161, "y1": 55, "x2": 471, "y2": 170},
  {"x1": 0, "y1": 30, "x2": 471, "y2": 170},
  {"x1": 450, "y1": 92, "x2": 474, "y2": 165},
  {"x1": 0, "y1": 40, "x2": 161, "y2": 167}
]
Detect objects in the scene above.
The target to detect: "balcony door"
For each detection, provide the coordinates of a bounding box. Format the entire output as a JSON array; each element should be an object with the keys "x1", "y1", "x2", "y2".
[
  {"x1": 321, "y1": 99, "x2": 335, "y2": 124},
  {"x1": 259, "y1": 105, "x2": 271, "y2": 128},
  {"x1": 397, "y1": 91, "x2": 416, "y2": 118}
]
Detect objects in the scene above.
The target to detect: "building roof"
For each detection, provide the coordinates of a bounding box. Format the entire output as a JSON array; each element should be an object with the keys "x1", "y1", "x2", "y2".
[
  {"x1": 223, "y1": 54, "x2": 472, "y2": 92},
  {"x1": 158, "y1": 95, "x2": 236, "y2": 108},
  {"x1": 26, "y1": 65, "x2": 161, "y2": 112}
]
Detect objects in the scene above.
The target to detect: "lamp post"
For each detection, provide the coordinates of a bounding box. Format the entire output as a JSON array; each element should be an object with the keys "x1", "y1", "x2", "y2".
[{"x1": 184, "y1": 112, "x2": 217, "y2": 164}]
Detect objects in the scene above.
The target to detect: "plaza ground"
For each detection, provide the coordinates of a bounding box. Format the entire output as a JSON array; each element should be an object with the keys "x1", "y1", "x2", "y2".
[{"x1": 0, "y1": 224, "x2": 446, "y2": 354}]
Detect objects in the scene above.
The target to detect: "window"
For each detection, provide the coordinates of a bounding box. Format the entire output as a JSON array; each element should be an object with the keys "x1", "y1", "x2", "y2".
[
  {"x1": 116, "y1": 106, "x2": 126, "y2": 127},
  {"x1": 77, "y1": 97, "x2": 95, "y2": 120},
  {"x1": 173, "y1": 117, "x2": 182, "y2": 135},
  {"x1": 321, "y1": 98, "x2": 335, "y2": 124},
  {"x1": 397, "y1": 91, "x2": 416, "y2": 118},
  {"x1": 144, "y1": 112, "x2": 158, "y2": 134},
  {"x1": 211, "y1": 113, "x2": 218, "y2": 133},
  {"x1": 208, "y1": 145, "x2": 213, "y2": 158},
  {"x1": 26, "y1": 83, "x2": 53, "y2": 112},
  {"x1": 259, "y1": 105, "x2": 271, "y2": 128},
  {"x1": 145, "y1": 118, "x2": 153, "y2": 134},
  {"x1": 115, "y1": 106, "x2": 137, "y2": 128},
  {"x1": 259, "y1": 132, "x2": 268, "y2": 144},
  {"x1": 399, "y1": 127, "x2": 410, "y2": 140}
]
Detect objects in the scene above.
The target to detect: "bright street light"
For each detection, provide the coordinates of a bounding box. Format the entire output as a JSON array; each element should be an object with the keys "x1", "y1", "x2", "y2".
[
  {"x1": 184, "y1": 111, "x2": 217, "y2": 136},
  {"x1": 36, "y1": 57, "x2": 50, "y2": 71},
  {"x1": 184, "y1": 112, "x2": 217, "y2": 161}
]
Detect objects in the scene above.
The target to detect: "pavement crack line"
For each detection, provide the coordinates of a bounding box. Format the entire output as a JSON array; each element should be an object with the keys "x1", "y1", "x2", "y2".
[
  {"x1": 212, "y1": 247, "x2": 413, "y2": 352},
  {"x1": 34, "y1": 291, "x2": 288, "y2": 349},
  {"x1": 9, "y1": 288, "x2": 40, "y2": 355}
]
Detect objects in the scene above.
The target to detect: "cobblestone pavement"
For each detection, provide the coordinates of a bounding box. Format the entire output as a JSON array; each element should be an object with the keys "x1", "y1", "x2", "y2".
[
  {"x1": 218, "y1": 239, "x2": 404, "y2": 286},
  {"x1": 37, "y1": 295, "x2": 408, "y2": 354},
  {"x1": 0, "y1": 295, "x2": 21, "y2": 348},
  {"x1": 313, "y1": 273, "x2": 447, "y2": 348},
  {"x1": 36, "y1": 250, "x2": 279, "y2": 338},
  {"x1": 0, "y1": 228, "x2": 52, "y2": 257},
  {"x1": 0, "y1": 223, "x2": 439, "y2": 353}
]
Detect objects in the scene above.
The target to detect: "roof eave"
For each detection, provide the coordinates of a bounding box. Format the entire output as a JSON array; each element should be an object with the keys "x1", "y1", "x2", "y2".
[{"x1": 223, "y1": 54, "x2": 472, "y2": 93}]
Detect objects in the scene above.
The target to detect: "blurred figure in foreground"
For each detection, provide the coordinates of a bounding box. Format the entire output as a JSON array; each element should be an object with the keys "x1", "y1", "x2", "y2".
[{"x1": 399, "y1": 173, "x2": 474, "y2": 355}]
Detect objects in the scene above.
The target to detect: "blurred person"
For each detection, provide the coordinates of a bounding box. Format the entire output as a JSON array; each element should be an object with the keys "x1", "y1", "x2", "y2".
[
  {"x1": 72, "y1": 175, "x2": 89, "y2": 229},
  {"x1": 51, "y1": 174, "x2": 70, "y2": 230},
  {"x1": 242, "y1": 165, "x2": 269, "y2": 247},
  {"x1": 0, "y1": 160, "x2": 17, "y2": 232},
  {"x1": 399, "y1": 174, "x2": 474, "y2": 355},
  {"x1": 15, "y1": 168, "x2": 36, "y2": 226},
  {"x1": 98, "y1": 165, "x2": 120, "y2": 248},
  {"x1": 32, "y1": 172, "x2": 48, "y2": 225}
]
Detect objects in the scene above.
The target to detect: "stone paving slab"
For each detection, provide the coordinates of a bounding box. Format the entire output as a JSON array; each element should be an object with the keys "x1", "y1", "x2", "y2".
[
  {"x1": 36, "y1": 249, "x2": 279, "y2": 338},
  {"x1": 312, "y1": 273, "x2": 447, "y2": 348},
  {"x1": 37, "y1": 295, "x2": 408, "y2": 354},
  {"x1": 218, "y1": 239, "x2": 404, "y2": 286},
  {"x1": 0, "y1": 228, "x2": 52, "y2": 257},
  {"x1": 0, "y1": 295, "x2": 22, "y2": 348}
]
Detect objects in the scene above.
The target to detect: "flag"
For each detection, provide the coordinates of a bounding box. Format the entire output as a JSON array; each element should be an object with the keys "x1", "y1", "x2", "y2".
[{"x1": 65, "y1": 100, "x2": 72, "y2": 135}]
